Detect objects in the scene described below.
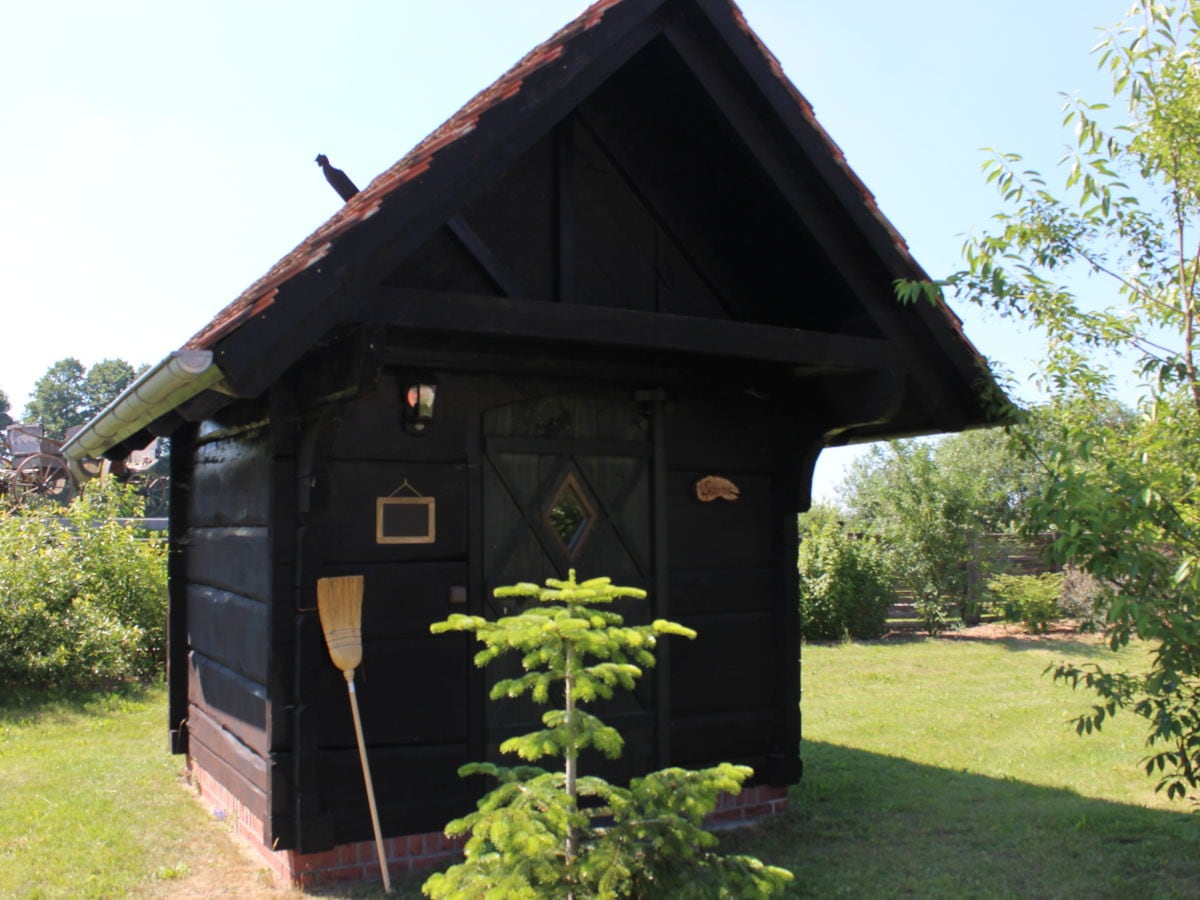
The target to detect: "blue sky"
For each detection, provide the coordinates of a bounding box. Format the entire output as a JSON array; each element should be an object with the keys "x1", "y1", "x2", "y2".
[{"x1": 0, "y1": 1, "x2": 1125, "y2": 497}]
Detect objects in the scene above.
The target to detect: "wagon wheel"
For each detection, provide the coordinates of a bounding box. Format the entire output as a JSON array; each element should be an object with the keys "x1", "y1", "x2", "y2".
[
  {"x1": 14, "y1": 454, "x2": 76, "y2": 505},
  {"x1": 137, "y1": 474, "x2": 170, "y2": 517}
]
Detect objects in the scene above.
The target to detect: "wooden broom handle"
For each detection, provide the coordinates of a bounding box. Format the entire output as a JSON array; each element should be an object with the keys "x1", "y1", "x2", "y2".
[{"x1": 346, "y1": 669, "x2": 391, "y2": 893}]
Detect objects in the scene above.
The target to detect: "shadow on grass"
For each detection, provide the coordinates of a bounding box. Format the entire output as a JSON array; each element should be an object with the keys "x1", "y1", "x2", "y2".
[
  {"x1": 870, "y1": 632, "x2": 1117, "y2": 658},
  {"x1": 718, "y1": 741, "x2": 1200, "y2": 898},
  {"x1": 942, "y1": 635, "x2": 1116, "y2": 657},
  {"x1": 254, "y1": 741, "x2": 1200, "y2": 899},
  {"x1": 0, "y1": 680, "x2": 158, "y2": 723}
]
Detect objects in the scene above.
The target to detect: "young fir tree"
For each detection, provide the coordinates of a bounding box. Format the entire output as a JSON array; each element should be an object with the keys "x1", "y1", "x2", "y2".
[{"x1": 423, "y1": 571, "x2": 793, "y2": 899}]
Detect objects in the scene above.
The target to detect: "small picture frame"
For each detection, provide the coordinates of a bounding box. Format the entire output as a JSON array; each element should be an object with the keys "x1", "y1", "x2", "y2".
[{"x1": 375, "y1": 496, "x2": 436, "y2": 544}]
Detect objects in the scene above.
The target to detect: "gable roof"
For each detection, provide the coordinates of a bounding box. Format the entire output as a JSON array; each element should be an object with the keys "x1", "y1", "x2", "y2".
[
  {"x1": 185, "y1": 0, "x2": 939, "y2": 355},
  {"x1": 64, "y1": 0, "x2": 1001, "y2": 471}
]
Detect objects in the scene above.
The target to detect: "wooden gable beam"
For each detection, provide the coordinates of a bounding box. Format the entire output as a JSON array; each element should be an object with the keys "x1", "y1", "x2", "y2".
[
  {"x1": 368, "y1": 286, "x2": 893, "y2": 372},
  {"x1": 661, "y1": 20, "x2": 969, "y2": 430},
  {"x1": 446, "y1": 214, "x2": 531, "y2": 299}
]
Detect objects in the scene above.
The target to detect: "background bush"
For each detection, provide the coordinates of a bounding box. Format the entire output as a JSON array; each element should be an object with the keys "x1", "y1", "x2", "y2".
[
  {"x1": 1057, "y1": 566, "x2": 1107, "y2": 631},
  {"x1": 798, "y1": 508, "x2": 895, "y2": 640},
  {"x1": 0, "y1": 481, "x2": 167, "y2": 687},
  {"x1": 987, "y1": 572, "x2": 1063, "y2": 634},
  {"x1": 838, "y1": 431, "x2": 1045, "y2": 625}
]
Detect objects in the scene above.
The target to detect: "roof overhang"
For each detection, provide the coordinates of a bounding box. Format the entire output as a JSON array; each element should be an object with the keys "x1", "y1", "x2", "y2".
[{"x1": 61, "y1": 351, "x2": 225, "y2": 481}]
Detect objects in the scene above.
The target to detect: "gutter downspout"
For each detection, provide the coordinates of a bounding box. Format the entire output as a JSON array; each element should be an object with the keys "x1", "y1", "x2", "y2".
[{"x1": 62, "y1": 350, "x2": 225, "y2": 482}]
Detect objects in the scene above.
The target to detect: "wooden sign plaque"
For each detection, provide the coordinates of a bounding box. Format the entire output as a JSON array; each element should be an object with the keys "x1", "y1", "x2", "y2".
[{"x1": 375, "y1": 496, "x2": 436, "y2": 544}]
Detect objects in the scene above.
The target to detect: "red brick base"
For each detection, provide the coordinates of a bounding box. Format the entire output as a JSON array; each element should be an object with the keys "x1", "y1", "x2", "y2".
[
  {"x1": 188, "y1": 760, "x2": 788, "y2": 889},
  {"x1": 707, "y1": 782, "x2": 790, "y2": 828}
]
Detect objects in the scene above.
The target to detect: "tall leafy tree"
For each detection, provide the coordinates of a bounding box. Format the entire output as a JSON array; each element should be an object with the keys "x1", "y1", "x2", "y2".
[
  {"x1": 23, "y1": 358, "x2": 142, "y2": 438},
  {"x1": 841, "y1": 427, "x2": 1043, "y2": 624},
  {"x1": 901, "y1": 1, "x2": 1200, "y2": 800},
  {"x1": 0, "y1": 387, "x2": 11, "y2": 429},
  {"x1": 24, "y1": 358, "x2": 86, "y2": 438},
  {"x1": 81, "y1": 358, "x2": 140, "y2": 420}
]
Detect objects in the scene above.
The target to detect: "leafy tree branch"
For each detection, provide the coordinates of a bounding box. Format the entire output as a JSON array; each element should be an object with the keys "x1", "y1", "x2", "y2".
[{"x1": 904, "y1": 1, "x2": 1200, "y2": 803}]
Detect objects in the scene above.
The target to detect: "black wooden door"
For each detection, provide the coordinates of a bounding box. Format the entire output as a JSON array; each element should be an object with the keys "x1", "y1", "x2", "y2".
[{"x1": 481, "y1": 392, "x2": 655, "y2": 779}]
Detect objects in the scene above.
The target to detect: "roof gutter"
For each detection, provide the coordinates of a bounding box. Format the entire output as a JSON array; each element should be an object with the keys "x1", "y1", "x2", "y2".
[{"x1": 62, "y1": 350, "x2": 224, "y2": 482}]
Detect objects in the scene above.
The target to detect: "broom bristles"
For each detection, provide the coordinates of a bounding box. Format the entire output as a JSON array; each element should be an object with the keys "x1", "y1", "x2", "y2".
[{"x1": 316, "y1": 575, "x2": 364, "y2": 673}]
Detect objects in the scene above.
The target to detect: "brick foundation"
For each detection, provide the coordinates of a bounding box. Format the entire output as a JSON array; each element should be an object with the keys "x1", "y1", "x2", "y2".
[
  {"x1": 188, "y1": 759, "x2": 788, "y2": 889},
  {"x1": 706, "y1": 782, "x2": 790, "y2": 828}
]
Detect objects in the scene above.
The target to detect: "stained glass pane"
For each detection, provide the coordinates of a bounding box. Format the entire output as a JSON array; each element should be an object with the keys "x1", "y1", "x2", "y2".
[{"x1": 544, "y1": 473, "x2": 596, "y2": 557}]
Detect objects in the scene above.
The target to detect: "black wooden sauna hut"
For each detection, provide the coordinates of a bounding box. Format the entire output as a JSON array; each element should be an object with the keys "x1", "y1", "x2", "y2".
[{"x1": 64, "y1": 0, "x2": 1002, "y2": 863}]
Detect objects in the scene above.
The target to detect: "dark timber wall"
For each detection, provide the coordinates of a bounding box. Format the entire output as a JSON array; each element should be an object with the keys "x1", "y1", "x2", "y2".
[
  {"x1": 665, "y1": 399, "x2": 797, "y2": 782},
  {"x1": 163, "y1": 345, "x2": 806, "y2": 854},
  {"x1": 179, "y1": 402, "x2": 276, "y2": 838},
  {"x1": 291, "y1": 372, "x2": 478, "y2": 849}
]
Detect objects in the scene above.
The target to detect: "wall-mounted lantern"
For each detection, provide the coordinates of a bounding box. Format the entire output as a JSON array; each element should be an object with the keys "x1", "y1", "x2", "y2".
[{"x1": 403, "y1": 382, "x2": 438, "y2": 433}]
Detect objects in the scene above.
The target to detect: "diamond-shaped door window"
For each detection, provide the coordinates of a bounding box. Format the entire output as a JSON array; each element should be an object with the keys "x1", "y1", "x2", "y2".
[{"x1": 543, "y1": 472, "x2": 597, "y2": 559}]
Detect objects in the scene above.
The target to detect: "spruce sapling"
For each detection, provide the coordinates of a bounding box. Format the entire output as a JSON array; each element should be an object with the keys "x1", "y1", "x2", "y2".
[{"x1": 423, "y1": 570, "x2": 792, "y2": 898}]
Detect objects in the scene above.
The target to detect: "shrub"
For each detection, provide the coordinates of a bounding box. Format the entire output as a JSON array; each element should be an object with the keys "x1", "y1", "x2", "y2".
[
  {"x1": 988, "y1": 572, "x2": 1063, "y2": 634},
  {"x1": 914, "y1": 594, "x2": 951, "y2": 636},
  {"x1": 798, "y1": 512, "x2": 894, "y2": 640},
  {"x1": 0, "y1": 480, "x2": 167, "y2": 687},
  {"x1": 1057, "y1": 565, "x2": 1108, "y2": 631}
]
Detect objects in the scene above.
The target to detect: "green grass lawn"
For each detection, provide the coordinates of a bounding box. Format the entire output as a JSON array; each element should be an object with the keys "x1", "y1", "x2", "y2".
[
  {"x1": 0, "y1": 682, "x2": 267, "y2": 899},
  {"x1": 720, "y1": 633, "x2": 1200, "y2": 898},
  {"x1": 3, "y1": 635, "x2": 1198, "y2": 897}
]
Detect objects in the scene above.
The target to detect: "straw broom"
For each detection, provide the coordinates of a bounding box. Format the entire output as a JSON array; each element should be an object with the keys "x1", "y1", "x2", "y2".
[{"x1": 316, "y1": 575, "x2": 391, "y2": 893}]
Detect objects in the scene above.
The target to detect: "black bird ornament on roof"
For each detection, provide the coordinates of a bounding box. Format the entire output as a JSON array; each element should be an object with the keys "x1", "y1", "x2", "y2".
[{"x1": 315, "y1": 154, "x2": 359, "y2": 202}]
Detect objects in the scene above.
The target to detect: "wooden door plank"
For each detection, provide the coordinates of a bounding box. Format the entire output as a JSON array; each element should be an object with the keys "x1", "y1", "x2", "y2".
[{"x1": 486, "y1": 436, "x2": 651, "y2": 457}]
